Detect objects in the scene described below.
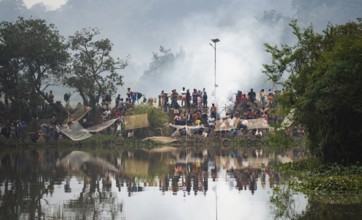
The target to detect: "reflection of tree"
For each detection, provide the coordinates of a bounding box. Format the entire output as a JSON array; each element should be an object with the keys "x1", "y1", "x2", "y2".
[
  {"x1": 0, "y1": 149, "x2": 123, "y2": 219},
  {"x1": 8, "y1": 147, "x2": 353, "y2": 219},
  {"x1": 270, "y1": 186, "x2": 303, "y2": 220},
  {"x1": 0, "y1": 151, "x2": 54, "y2": 219},
  {"x1": 56, "y1": 150, "x2": 123, "y2": 219},
  {"x1": 63, "y1": 176, "x2": 123, "y2": 219},
  {"x1": 270, "y1": 185, "x2": 362, "y2": 220}
]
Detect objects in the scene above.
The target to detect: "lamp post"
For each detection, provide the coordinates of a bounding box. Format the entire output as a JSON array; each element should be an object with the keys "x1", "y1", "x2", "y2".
[{"x1": 210, "y1": 38, "x2": 220, "y2": 102}]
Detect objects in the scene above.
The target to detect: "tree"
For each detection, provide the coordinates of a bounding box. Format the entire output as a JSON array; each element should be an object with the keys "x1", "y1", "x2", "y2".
[
  {"x1": 263, "y1": 19, "x2": 362, "y2": 164},
  {"x1": 0, "y1": 17, "x2": 69, "y2": 117},
  {"x1": 142, "y1": 46, "x2": 183, "y2": 79},
  {"x1": 137, "y1": 46, "x2": 185, "y2": 93},
  {"x1": 64, "y1": 28, "x2": 127, "y2": 111}
]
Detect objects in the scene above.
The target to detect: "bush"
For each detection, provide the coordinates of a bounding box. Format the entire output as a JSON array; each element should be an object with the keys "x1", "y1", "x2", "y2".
[{"x1": 132, "y1": 105, "x2": 169, "y2": 137}]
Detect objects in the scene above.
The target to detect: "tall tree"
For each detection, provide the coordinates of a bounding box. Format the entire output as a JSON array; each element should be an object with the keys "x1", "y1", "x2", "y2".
[
  {"x1": 64, "y1": 28, "x2": 127, "y2": 110},
  {"x1": 263, "y1": 19, "x2": 362, "y2": 164},
  {"x1": 137, "y1": 46, "x2": 185, "y2": 93},
  {"x1": 0, "y1": 17, "x2": 69, "y2": 111},
  {"x1": 142, "y1": 46, "x2": 183, "y2": 79}
]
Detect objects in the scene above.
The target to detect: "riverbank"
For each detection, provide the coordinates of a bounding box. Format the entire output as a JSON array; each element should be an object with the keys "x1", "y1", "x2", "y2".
[{"x1": 0, "y1": 131, "x2": 304, "y2": 150}]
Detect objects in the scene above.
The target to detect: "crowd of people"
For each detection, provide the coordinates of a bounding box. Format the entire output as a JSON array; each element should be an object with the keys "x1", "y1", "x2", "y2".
[
  {"x1": 157, "y1": 87, "x2": 279, "y2": 138},
  {"x1": 141, "y1": 86, "x2": 286, "y2": 140},
  {"x1": 0, "y1": 85, "x2": 286, "y2": 142},
  {"x1": 0, "y1": 119, "x2": 28, "y2": 142},
  {"x1": 159, "y1": 87, "x2": 208, "y2": 110}
]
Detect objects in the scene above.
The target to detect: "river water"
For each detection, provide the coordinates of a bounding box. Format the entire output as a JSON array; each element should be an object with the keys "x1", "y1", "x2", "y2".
[{"x1": 0, "y1": 146, "x2": 360, "y2": 220}]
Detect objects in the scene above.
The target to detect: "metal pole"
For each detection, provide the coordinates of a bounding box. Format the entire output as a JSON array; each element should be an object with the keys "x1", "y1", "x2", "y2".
[
  {"x1": 210, "y1": 39, "x2": 220, "y2": 103},
  {"x1": 214, "y1": 44, "x2": 217, "y2": 101}
]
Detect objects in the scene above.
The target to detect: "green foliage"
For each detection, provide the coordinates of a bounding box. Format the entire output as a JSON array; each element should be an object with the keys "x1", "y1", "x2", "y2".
[
  {"x1": 130, "y1": 105, "x2": 169, "y2": 138},
  {"x1": 273, "y1": 159, "x2": 362, "y2": 204},
  {"x1": 270, "y1": 186, "x2": 304, "y2": 220},
  {"x1": 64, "y1": 28, "x2": 128, "y2": 107},
  {"x1": 268, "y1": 127, "x2": 304, "y2": 150},
  {"x1": 303, "y1": 175, "x2": 362, "y2": 193},
  {"x1": 133, "y1": 105, "x2": 169, "y2": 129},
  {"x1": 263, "y1": 19, "x2": 362, "y2": 164},
  {"x1": 0, "y1": 17, "x2": 69, "y2": 106}
]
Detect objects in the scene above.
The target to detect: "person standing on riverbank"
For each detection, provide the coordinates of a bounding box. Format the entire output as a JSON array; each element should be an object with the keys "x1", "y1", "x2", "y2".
[
  {"x1": 210, "y1": 103, "x2": 217, "y2": 119},
  {"x1": 186, "y1": 89, "x2": 191, "y2": 108},
  {"x1": 260, "y1": 89, "x2": 266, "y2": 107},
  {"x1": 248, "y1": 89, "x2": 256, "y2": 107},
  {"x1": 203, "y1": 91, "x2": 208, "y2": 108},
  {"x1": 181, "y1": 87, "x2": 186, "y2": 107}
]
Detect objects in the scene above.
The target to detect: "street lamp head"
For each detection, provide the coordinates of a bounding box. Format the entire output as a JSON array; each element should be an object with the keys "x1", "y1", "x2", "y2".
[{"x1": 211, "y1": 38, "x2": 220, "y2": 43}]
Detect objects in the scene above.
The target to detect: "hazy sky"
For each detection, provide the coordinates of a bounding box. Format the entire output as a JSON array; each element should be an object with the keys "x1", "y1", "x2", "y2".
[
  {"x1": 23, "y1": 0, "x2": 67, "y2": 10},
  {"x1": 2, "y1": 0, "x2": 362, "y2": 105}
]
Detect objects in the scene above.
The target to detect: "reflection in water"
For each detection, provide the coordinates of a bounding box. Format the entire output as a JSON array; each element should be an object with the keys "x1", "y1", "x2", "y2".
[{"x1": 0, "y1": 147, "x2": 359, "y2": 220}]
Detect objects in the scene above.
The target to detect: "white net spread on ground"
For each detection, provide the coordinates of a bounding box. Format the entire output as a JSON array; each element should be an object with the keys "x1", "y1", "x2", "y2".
[
  {"x1": 169, "y1": 123, "x2": 204, "y2": 136},
  {"x1": 58, "y1": 118, "x2": 119, "y2": 141},
  {"x1": 214, "y1": 117, "x2": 269, "y2": 131},
  {"x1": 85, "y1": 118, "x2": 119, "y2": 133},
  {"x1": 123, "y1": 114, "x2": 149, "y2": 130},
  {"x1": 58, "y1": 121, "x2": 93, "y2": 141},
  {"x1": 241, "y1": 118, "x2": 269, "y2": 130},
  {"x1": 214, "y1": 119, "x2": 237, "y2": 131}
]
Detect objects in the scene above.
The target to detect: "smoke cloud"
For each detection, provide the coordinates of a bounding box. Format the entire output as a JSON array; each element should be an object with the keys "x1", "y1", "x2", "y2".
[{"x1": 1, "y1": 0, "x2": 361, "y2": 106}]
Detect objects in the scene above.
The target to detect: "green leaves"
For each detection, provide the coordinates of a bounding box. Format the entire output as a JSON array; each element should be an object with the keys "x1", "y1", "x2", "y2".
[
  {"x1": 65, "y1": 28, "x2": 128, "y2": 107},
  {"x1": 273, "y1": 159, "x2": 362, "y2": 205},
  {"x1": 0, "y1": 17, "x2": 69, "y2": 105},
  {"x1": 263, "y1": 19, "x2": 362, "y2": 164},
  {"x1": 262, "y1": 43, "x2": 293, "y2": 87}
]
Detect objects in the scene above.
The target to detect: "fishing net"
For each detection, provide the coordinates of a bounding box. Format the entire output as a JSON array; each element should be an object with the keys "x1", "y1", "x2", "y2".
[
  {"x1": 58, "y1": 118, "x2": 119, "y2": 141},
  {"x1": 214, "y1": 119, "x2": 234, "y2": 131},
  {"x1": 169, "y1": 123, "x2": 204, "y2": 136},
  {"x1": 85, "y1": 118, "x2": 119, "y2": 133},
  {"x1": 241, "y1": 118, "x2": 269, "y2": 130},
  {"x1": 58, "y1": 121, "x2": 93, "y2": 141},
  {"x1": 123, "y1": 114, "x2": 149, "y2": 130},
  {"x1": 64, "y1": 105, "x2": 92, "y2": 124},
  {"x1": 214, "y1": 118, "x2": 269, "y2": 131}
]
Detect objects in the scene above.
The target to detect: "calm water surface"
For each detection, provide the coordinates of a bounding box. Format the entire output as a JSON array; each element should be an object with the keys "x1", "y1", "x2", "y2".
[{"x1": 0, "y1": 146, "x2": 360, "y2": 220}]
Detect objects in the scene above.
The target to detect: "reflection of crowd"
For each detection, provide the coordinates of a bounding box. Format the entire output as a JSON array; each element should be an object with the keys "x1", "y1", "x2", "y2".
[
  {"x1": 159, "y1": 162, "x2": 209, "y2": 196},
  {"x1": 229, "y1": 168, "x2": 260, "y2": 194},
  {"x1": 0, "y1": 147, "x2": 301, "y2": 203},
  {"x1": 227, "y1": 168, "x2": 281, "y2": 194}
]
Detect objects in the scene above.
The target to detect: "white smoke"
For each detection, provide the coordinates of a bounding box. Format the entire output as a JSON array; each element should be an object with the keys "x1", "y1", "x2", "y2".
[{"x1": 2, "y1": 0, "x2": 360, "y2": 107}]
